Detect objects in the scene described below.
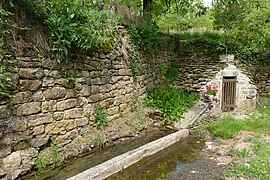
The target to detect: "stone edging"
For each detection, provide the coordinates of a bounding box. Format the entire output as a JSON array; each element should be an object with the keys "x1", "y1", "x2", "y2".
[
  {"x1": 68, "y1": 129, "x2": 189, "y2": 180},
  {"x1": 68, "y1": 101, "x2": 209, "y2": 180}
]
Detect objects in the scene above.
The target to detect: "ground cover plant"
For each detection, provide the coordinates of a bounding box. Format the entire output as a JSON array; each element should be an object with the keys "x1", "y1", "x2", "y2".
[
  {"x1": 203, "y1": 95, "x2": 270, "y2": 179},
  {"x1": 144, "y1": 85, "x2": 198, "y2": 122}
]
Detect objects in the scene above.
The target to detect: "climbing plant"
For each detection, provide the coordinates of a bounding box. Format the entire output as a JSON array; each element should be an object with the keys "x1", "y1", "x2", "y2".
[{"x1": 0, "y1": 5, "x2": 12, "y2": 99}]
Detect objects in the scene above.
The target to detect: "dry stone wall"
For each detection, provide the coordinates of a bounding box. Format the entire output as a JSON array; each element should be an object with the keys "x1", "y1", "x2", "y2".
[
  {"x1": 175, "y1": 53, "x2": 228, "y2": 91},
  {"x1": 0, "y1": 45, "x2": 173, "y2": 178}
]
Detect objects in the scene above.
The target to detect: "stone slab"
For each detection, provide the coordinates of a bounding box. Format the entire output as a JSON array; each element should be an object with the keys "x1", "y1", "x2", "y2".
[
  {"x1": 174, "y1": 101, "x2": 208, "y2": 130},
  {"x1": 68, "y1": 129, "x2": 189, "y2": 180}
]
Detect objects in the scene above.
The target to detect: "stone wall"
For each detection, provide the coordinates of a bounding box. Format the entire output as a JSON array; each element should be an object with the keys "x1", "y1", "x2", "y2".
[
  {"x1": 175, "y1": 53, "x2": 228, "y2": 91},
  {"x1": 0, "y1": 42, "x2": 174, "y2": 177}
]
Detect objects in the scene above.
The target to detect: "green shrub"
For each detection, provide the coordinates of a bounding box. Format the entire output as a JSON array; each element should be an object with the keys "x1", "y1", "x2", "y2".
[
  {"x1": 129, "y1": 22, "x2": 160, "y2": 52},
  {"x1": 94, "y1": 106, "x2": 108, "y2": 129},
  {"x1": 145, "y1": 85, "x2": 198, "y2": 121},
  {"x1": 21, "y1": 0, "x2": 115, "y2": 62}
]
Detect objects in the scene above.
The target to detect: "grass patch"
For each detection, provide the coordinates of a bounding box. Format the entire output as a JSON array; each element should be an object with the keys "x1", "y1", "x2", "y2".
[
  {"x1": 144, "y1": 85, "x2": 198, "y2": 122},
  {"x1": 207, "y1": 116, "x2": 243, "y2": 139},
  {"x1": 225, "y1": 138, "x2": 270, "y2": 180},
  {"x1": 207, "y1": 111, "x2": 270, "y2": 139}
]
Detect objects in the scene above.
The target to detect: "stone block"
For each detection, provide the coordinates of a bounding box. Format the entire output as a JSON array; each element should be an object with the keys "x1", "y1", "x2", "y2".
[
  {"x1": 2, "y1": 151, "x2": 22, "y2": 171},
  {"x1": 64, "y1": 108, "x2": 83, "y2": 119},
  {"x1": 107, "y1": 106, "x2": 119, "y2": 116},
  {"x1": 56, "y1": 99, "x2": 77, "y2": 111},
  {"x1": 42, "y1": 100, "x2": 57, "y2": 113},
  {"x1": 42, "y1": 77, "x2": 55, "y2": 87},
  {"x1": 53, "y1": 112, "x2": 64, "y2": 121},
  {"x1": 55, "y1": 129, "x2": 79, "y2": 147},
  {"x1": 0, "y1": 105, "x2": 11, "y2": 119},
  {"x1": 31, "y1": 136, "x2": 49, "y2": 147},
  {"x1": 45, "y1": 121, "x2": 69, "y2": 135},
  {"x1": 49, "y1": 70, "x2": 63, "y2": 79},
  {"x1": 19, "y1": 80, "x2": 42, "y2": 91},
  {"x1": 66, "y1": 89, "x2": 79, "y2": 98},
  {"x1": 32, "y1": 125, "x2": 45, "y2": 135},
  {"x1": 28, "y1": 113, "x2": 54, "y2": 127},
  {"x1": 79, "y1": 85, "x2": 90, "y2": 96},
  {"x1": 19, "y1": 68, "x2": 44, "y2": 79},
  {"x1": 32, "y1": 90, "x2": 44, "y2": 102},
  {"x1": 75, "y1": 118, "x2": 89, "y2": 127},
  {"x1": 17, "y1": 102, "x2": 41, "y2": 116},
  {"x1": 0, "y1": 145, "x2": 11, "y2": 158},
  {"x1": 43, "y1": 87, "x2": 66, "y2": 100},
  {"x1": 66, "y1": 120, "x2": 77, "y2": 131}
]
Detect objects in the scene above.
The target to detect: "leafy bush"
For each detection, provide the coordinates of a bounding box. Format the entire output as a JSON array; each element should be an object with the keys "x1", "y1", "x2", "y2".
[
  {"x1": 145, "y1": 85, "x2": 198, "y2": 121},
  {"x1": 94, "y1": 106, "x2": 108, "y2": 129},
  {"x1": 129, "y1": 22, "x2": 160, "y2": 52},
  {"x1": 21, "y1": 0, "x2": 115, "y2": 62}
]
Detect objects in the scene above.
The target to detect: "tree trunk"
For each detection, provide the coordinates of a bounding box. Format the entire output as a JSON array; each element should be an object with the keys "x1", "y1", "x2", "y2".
[{"x1": 143, "y1": 0, "x2": 153, "y2": 20}]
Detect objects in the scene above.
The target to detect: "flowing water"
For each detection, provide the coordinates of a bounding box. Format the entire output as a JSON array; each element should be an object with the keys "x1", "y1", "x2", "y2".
[{"x1": 106, "y1": 135, "x2": 204, "y2": 180}]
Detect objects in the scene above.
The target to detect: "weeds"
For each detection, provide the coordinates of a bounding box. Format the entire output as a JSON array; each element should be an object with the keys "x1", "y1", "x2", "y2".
[
  {"x1": 94, "y1": 106, "x2": 108, "y2": 129},
  {"x1": 92, "y1": 130, "x2": 105, "y2": 150},
  {"x1": 145, "y1": 85, "x2": 198, "y2": 122},
  {"x1": 35, "y1": 144, "x2": 63, "y2": 172}
]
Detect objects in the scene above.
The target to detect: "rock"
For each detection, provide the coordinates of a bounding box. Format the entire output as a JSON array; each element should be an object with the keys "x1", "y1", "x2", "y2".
[
  {"x1": 2, "y1": 151, "x2": 22, "y2": 171},
  {"x1": 56, "y1": 99, "x2": 77, "y2": 111},
  {"x1": 75, "y1": 118, "x2": 89, "y2": 127},
  {"x1": 234, "y1": 142, "x2": 252, "y2": 151},
  {"x1": 17, "y1": 102, "x2": 41, "y2": 116},
  {"x1": 28, "y1": 113, "x2": 54, "y2": 127},
  {"x1": 32, "y1": 125, "x2": 45, "y2": 135},
  {"x1": 31, "y1": 136, "x2": 49, "y2": 147},
  {"x1": 42, "y1": 77, "x2": 55, "y2": 87},
  {"x1": 0, "y1": 105, "x2": 11, "y2": 119},
  {"x1": 0, "y1": 167, "x2": 6, "y2": 178},
  {"x1": 55, "y1": 130, "x2": 79, "y2": 147},
  {"x1": 64, "y1": 108, "x2": 84, "y2": 119},
  {"x1": 107, "y1": 106, "x2": 119, "y2": 116},
  {"x1": 42, "y1": 100, "x2": 57, "y2": 112},
  {"x1": 32, "y1": 90, "x2": 44, "y2": 101},
  {"x1": 43, "y1": 87, "x2": 66, "y2": 100},
  {"x1": 0, "y1": 146, "x2": 11, "y2": 158},
  {"x1": 19, "y1": 68, "x2": 44, "y2": 79},
  {"x1": 15, "y1": 119, "x2": 27, "y2": 132},
  {"x1": 45, "y1": 121, "x2": 69, "y2": 135},
  {"x1": 11, "y1": 92, "x2": 32, "y2": 104},
  {"x1": 53, "y1": 112, "x2": 64, "y2": 121},
  {"x1": 79, "y1": 85, "x2": 90, "y2": 96},
  {"x1": 66, "y1": 121, "x2": 76, "y2": 131}
]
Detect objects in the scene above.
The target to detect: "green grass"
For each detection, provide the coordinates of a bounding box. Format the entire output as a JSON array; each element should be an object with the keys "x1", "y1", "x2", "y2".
[
  {"x1": 225, "y1": 138, "x2": 270, "y2": 180},
  {"x1": 205, "y1": 95, "x2": 270, "y2": 180},
  {"x1": 144, "y1": 85, "x2": 198, "y2": 122},
  {"x1": 179, "y1": 30, "x2": 224, "y2": 41},
  {"x1": 207, "y1": 116, "x2": 243, "y2": 139},
  {"x1": 207, "y1": 111, "x2": 270, "y2": 139}
]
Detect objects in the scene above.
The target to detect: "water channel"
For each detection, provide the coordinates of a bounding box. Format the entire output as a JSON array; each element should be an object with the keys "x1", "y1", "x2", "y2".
[
  {"x1": 106, "y1": 135, "x2": 204, "y2": 180},
  {"x1": 20, "y1": 127, "x2": 175, "y2": 180}
]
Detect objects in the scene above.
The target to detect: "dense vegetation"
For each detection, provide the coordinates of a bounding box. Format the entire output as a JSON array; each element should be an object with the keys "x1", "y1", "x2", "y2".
[
  {"x1": 1, "y1": 0, "x2": 270, "y2": 97},
  {"x1": 145, "y1": 85, "x2": 198, "y2": 122}
]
